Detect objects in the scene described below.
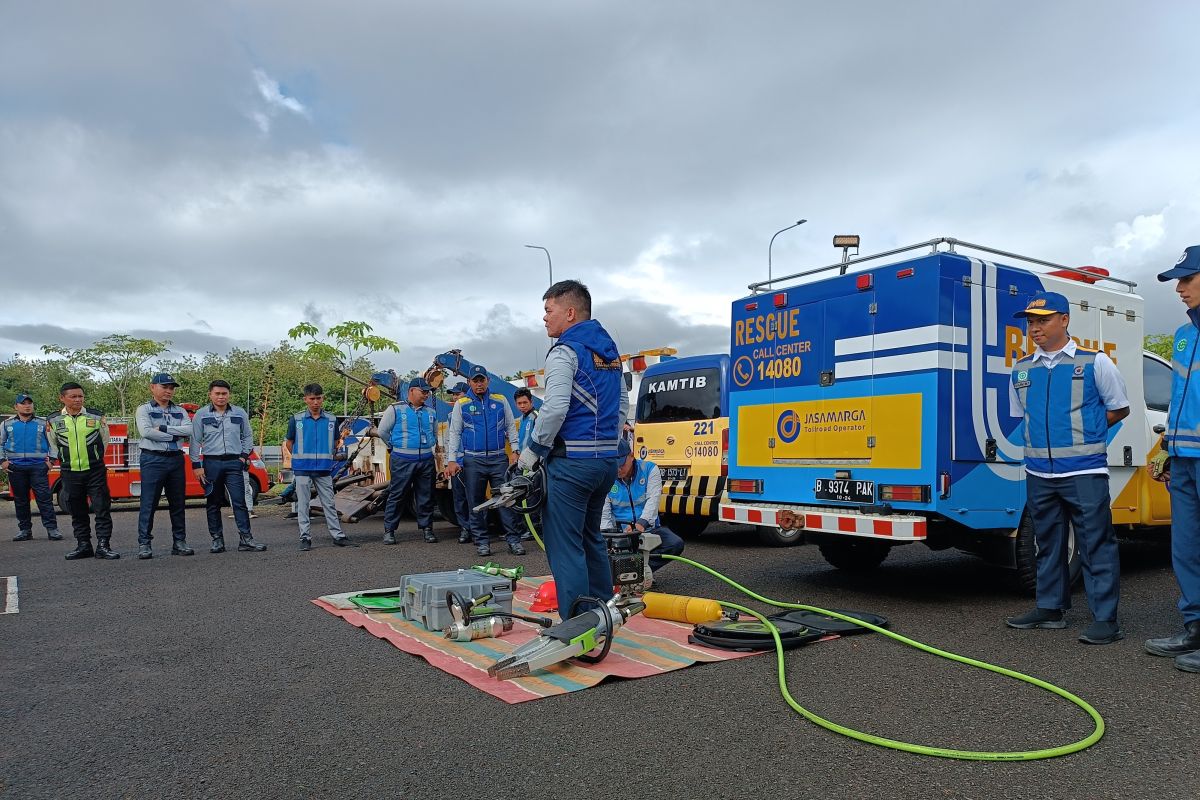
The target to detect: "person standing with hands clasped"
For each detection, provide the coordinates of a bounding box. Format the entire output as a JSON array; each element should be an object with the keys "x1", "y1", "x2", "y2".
[
  {"x1": 1005, "y1": 291, "x2": 1129, "y2": 644},
  {"x1": 1145, "y1": 246, "x2": 1200, "y2": 673},
  {"x1": 1, "y1": 393, "x2": 60, "y2": 542},
  {"x1": 285, "y1": 384, "x2": 352, "y2": 551},
  {"x1": 376, "y1": 377, "x2": 439, "y2": 545},
  {"x1": 190, "y1": 380, "x2": 266, "y2": 553},
  {"x1": 49, "y1": 383, "x2": 119, "y2": 560}
]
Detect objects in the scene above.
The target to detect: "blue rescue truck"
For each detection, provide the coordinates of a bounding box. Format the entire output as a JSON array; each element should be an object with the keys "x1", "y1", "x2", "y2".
[{"x1": 719, "y1": 238, "x2": 1173, "y2": 589}]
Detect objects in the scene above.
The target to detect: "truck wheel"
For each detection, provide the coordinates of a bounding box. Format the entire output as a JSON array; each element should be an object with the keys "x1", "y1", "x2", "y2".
[
  {"x1": 818, "y1": 538, "x2": 890, "y2": 571},
  {"x1": 758, "y1": 524, "x2": 803, "y2": 547},
  {"x1": 435, "y1": 491, "x2": 457, "y2": 525},
  {"x1": 55, "y1": 484, "x2": 71, "y2": 515},
  {"x1": 662, "y1": 514, "x2": 708, "y2": 539},
  {"x1": 1014, "y1": 512, "x2": 1081, "y2": 595}
]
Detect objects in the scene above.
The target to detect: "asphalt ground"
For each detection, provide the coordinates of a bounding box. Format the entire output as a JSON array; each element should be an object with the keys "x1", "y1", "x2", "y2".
[{"x1": 1, "y1": 499, "x2": 1198, "y2": 800}]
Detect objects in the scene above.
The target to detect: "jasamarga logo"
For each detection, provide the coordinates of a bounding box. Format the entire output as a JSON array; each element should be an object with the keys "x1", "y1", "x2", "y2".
[
  {"x1": 803, "y1": 409, "x2": 866, "y2": 424},
  {"x1": 645, "y1": 376, "x2": 707, "y2": 393}
]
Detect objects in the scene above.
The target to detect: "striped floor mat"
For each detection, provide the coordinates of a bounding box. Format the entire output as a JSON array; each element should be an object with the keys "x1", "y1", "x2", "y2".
[{"x1": 314, "y1": 575, "x2": 756, "y2": 704}]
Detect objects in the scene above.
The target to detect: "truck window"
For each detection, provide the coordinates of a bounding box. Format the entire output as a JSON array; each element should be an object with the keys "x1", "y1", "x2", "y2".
[
  {"x1": 636, "y1": 368, "x2": 721, "y2": 423},
  {"x1": 1143, "y1": 354, "x2": 1172, "y2": 412}
]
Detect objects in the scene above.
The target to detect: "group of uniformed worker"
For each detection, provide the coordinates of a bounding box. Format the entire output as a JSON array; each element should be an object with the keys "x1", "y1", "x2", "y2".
[{"x1": 1002, "y1": 247, "x2": 1200, "y2": 674}]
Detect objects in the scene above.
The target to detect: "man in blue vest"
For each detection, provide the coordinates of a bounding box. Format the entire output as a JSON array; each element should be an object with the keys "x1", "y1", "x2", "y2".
[
  {"x1": 133, "y1": 373, "x2": 194, "y2": 558},
  {"x1": 1005, "y1": 291, "x2": 1130, "y2": 644},
  {"x1": 285, "y1": 383, "x2": 351, "y2": 551},
  {"x1": 377, "y1": 376, "x2": 439, "y2": 544},
  {"x1": 514, "y1": 387, "x2": 539, "y2": 542},
  {"x1": 1, "y1": 393, "x2": 60, "y2": 541},
  {"x1": 442, "y1": 381, "x2": 474, "y2": 544},
  {"x1": 601, "y1": 439, "x2": 685, "y2": 574},
  {"x1": 446, "y1": 365, "x2": 521, "y2": 557},
  {"x1": 1146, "y1": 246, "x2": 1200, "y2": 672},
  {"x1": 517, "y1": 280, "x2": 629, "y2": 617}
]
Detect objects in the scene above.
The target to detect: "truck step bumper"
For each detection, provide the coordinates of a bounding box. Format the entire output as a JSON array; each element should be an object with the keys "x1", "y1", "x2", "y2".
[{"x1": 720, "y1": 502, "x2": 927, "y2": 542}]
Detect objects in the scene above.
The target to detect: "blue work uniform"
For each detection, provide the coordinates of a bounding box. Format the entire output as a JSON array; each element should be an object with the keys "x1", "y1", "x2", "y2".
[
  {"x1": 527, "y1": 319, "x2": 629, "y2": 616},
  {"x1": 1010, "y1": 341, "x2": 1129, "y2": 623},
  {"x1": 190, "y1": 404, "x2": 255, "y2": 538},
  {"x1": 377, "y1": 401, "x2": 437, "y2": 533},
  {"x1": 1, "y1": 414, "x2": 58, "y2": 536},
  {"x1": 601, "y1": 458, "x2": 685, "y2": 573},
  {"x1": 1165, "y1": 308, "x2": 1200, "y2": 624},
  {"x1": 448, "y1": 392, "x2": 520, "y2": 547},
  {"x1": 134, "y1": 400, "x2": 192, "y2": 547}
]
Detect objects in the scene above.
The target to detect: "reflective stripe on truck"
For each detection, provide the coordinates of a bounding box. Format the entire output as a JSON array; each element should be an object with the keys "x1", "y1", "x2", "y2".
[{"x1": 719, "y1": 501, "x2": 927, "y2": 541}]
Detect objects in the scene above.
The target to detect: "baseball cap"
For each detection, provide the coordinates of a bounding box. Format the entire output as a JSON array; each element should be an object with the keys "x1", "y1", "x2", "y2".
[
  {"x1": 1013, "y1": 291, "x2": 1070, "y2": 319},
  {"x1": 150, "y1": 372, "x2": 179, "y2": 386},
  {"x1": 14, "y1": 392, "x2": 33, "y2": 404},
  {"x1": 1157, "y1": 246, "x2": 1200, "y2": 282},
  {"x1": 409, "y1": 376, "x2": 431, "y2": 391},
  {"x1": 447, "y1": 381, "x2": 468, "y2": 394},
  {"x1": 468, "y1": 365, "x2": 489, "y2": 380}
]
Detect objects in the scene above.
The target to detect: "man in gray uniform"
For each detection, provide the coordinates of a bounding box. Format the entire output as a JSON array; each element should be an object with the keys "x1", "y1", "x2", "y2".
[
  {"x1": 134, "y1": 373, "x2": 194, "y2": 559},
  {"x1": 190, "y1": 380, "x2": 266, "y2": 553}
]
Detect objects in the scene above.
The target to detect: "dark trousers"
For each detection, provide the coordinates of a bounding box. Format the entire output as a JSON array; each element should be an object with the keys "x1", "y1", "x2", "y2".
[
  {"x1": 204, "y1": 459, "x2": 250, "y2": 537},
  {"x1": 61, "y1": 466, "x2": 113, "y2": 543},
  {"x1": 1167, "y1": 457, "x2": 1200, "y2": 624},
  {"x1": 450, "y1": 470, "x2": 471, "y2": 529},
  {"x1": 137, "y1": 450, "x2": 187, "y2": 545},
  {"x1": 8, "y1": 463, "x2": 57, "y2": 533},
  {"x1": 1026, "y1": 472, "x2": 1121, "y2": 622},
  {"x1": 543, "y1": 456, "x2": 619, "y2": 618},
  {"x1": 648, "y1": 525, "x2": 685, "y2": 573},
  {"x1": 465, "y1": 454, "x2": 519, "y2": 545},
  {"x1": 383, "y1": 456, "x2": 435, "y2": 531}
]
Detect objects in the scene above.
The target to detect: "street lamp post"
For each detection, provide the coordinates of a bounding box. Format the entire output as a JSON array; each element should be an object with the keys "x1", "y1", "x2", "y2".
[
  {"x1": 524, "y1": 244, "x2": 553, "y2": 287},
  {"x1": 768, "y1": 219, "x2": 807, "y2": 287}
]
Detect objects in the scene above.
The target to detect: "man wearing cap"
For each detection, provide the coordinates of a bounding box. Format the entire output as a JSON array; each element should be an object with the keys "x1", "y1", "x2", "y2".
[
  {"x1": 441, "y1": 381, "x2": 474, "y2": 543},
  {"x1": 601, "y1": 439, "x2": 685, "y2": 575},
  {"x1": 49, "y1": 382, "x2": 119, "y2": 560},
  {"x1": 285, "y1": 383, "x2": 352, "y2": 551},
  {"x1": 1, "y1": 393, "x2": 60, "y2": 542},
  {"x1": 446, "y1": 365, "x2": 522, "y2": 557},
  {"x1": 190, "y1": 380, "x2": 266, "y2": 553},
  {"x1": 517, "y1": 280, "x2": 629, "y2": 617},
  {"x1": 133, "y1": 373, "x2": 194, "y2": 558},
  {"x1": 376, "y1": 377, "x2": 438, "y2": 544},
  {"x1": 1145, "y1": 246, "x2": 1200, "y2": 672},
  {"x1": 1005, "y1": 291, "x2": 1129, "y2": 644}
]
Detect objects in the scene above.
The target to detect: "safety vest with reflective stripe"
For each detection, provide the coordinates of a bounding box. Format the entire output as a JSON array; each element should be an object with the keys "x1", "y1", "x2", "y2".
[
  {"x1": 1167, "y1": 311, "x2": 1200, "y2": 459},
  {"x1": 518, "y1": 410, "x2": 538, "y2": 451},
  {"x1": 0, "y1": 415, "x2": 51, "y2": 466},
  {"x1": 607, "y1": 459, "x2": 659, "y2": 526},
  {"x1": 1012, "y1": 349, "x2": 1107, "y2": 474},
  {"x1": 553, "y1": 319, "x2": 623, "y2": 459},
  {"x1": 291, "y1": 411, "x2": 337, "y2": 474},
  {"x1": 50, "y1": 409, "x2": 106, "y2": 472},
  {"x1": 388, "y1": 403, "x2": 436, "y2": 461},
  {"x1": 457, "y1": 393, "x2": 511, "y2": 457}
]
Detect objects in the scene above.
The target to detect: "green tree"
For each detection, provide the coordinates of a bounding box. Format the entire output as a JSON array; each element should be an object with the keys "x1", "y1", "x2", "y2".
[
  {"x1": 42, "y1": 334, "x2": 170, "y2": 417},
  {"x1": 1145, "y1": 334, "x2": 1175, "y2": 361},
  {"x1": 288, "y1": 320, "x2": 400, "y2": 415}
]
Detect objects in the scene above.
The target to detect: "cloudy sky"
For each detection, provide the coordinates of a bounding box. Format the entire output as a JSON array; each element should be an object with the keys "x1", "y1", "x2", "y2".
[{"x1": 2, "y1": 1, "x2": 1197, "y2": 376}]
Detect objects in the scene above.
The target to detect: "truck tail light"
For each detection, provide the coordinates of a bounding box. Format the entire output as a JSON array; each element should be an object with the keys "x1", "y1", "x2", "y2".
[
  {"x1": 721, "y1": 428, "x2": 729, "y2": 476},
  {"x1": 631, "y1": 356, "x2": 647, "y2": 372},
  {"x1": 727, "y1": 479, "x2": 762, "y2": 494},
  {"x1": 878, "y1": 484, "x2": 930, "y2": 503}
]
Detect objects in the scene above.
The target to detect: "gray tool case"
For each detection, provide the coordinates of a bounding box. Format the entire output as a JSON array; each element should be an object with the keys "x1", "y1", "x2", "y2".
[{"x1": 399, "y1": 570, "x2": 515, "y2": 631}]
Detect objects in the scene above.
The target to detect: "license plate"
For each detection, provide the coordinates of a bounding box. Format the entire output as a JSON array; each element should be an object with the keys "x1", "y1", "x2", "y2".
[
  {"x1": 814, "y1": 478, "x2": 875, "y2": 504},
  {"x1": 660, "y1": 466, "x2": 689, "y2": 481}
]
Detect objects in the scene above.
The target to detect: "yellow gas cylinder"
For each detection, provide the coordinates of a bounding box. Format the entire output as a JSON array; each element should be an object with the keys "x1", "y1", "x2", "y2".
[{"x1": 642, "y1": 592, "x2": 723, "y2": 624}]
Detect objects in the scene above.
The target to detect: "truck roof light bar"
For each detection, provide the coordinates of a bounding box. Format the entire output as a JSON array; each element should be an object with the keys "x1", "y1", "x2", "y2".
[{"x1": 747, "y1": 237, "x2": 1137, "y2": 294}]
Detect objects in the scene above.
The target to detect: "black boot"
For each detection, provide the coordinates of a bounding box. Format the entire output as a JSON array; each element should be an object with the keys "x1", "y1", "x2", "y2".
[
  {"x1": 171, "y1": 539, "x2": 194, "y2": 556},
  {"x1": 94, "y1": 539, "x2": 120, "y2": 560},
  {"x1": 1145, "y1": 621, "x2": 1200, "y2": 657},
  {"x1": 137, "y1": 543, "x2": 153, "y2": 559},
  {"x1": 47, "y1": 529, "x2": 63, "y2": 541},
  {"x1": 210, "y1": 536, "x2": 226, "y2": 554},
  {"x1": 13, "y1": 530, "x2": 32, "y2": 542},
  {"x1": 237, "y1": 535, "x2": 266, "y2": 552},
  {"x1": 422, "y1": 528, "x2": 438, "y2": 543},
  {"x1": 65, "y1": 540, "x2": 94, "y2": 560}
]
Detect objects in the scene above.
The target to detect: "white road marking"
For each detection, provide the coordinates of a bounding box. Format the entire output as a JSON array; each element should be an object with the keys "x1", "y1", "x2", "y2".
[{"x1": 2, "y1": 576, "x2": 17, "y2": 614}]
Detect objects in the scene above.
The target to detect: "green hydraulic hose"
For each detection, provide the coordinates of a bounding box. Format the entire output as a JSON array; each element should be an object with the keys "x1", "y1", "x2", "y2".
[{"x1": 662, "y1": 554, "x2": 1104, "y2": 761}]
